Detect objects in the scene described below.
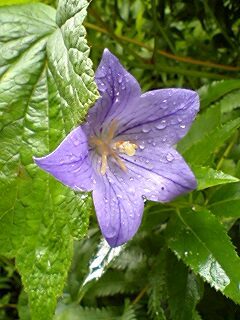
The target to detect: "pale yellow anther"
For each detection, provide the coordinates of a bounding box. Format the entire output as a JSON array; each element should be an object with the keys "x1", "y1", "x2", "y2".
[
  {"x1": 113, "y1": 141, "x2": 138, "y2": 156},
  {"x1": 100, "y1": 153, "x2": 108, "y2": 175},
  {"x1": 89, "y1": 121, "x2": 138, "y2": 175}
]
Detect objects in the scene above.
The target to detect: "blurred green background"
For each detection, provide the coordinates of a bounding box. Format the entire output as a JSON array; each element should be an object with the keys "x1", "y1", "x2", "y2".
[{"x1": 1, "y1": 0, "x2": 240, "y2": 319}]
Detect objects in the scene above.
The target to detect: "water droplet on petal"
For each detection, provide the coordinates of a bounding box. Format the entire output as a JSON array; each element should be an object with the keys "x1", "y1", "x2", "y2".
[
  {"x1": 73, "y1": 139, "x2": 80, "y2": 146},
  {"x1": 142, "y1": 125, "x2": 150, "y2": 133},
  {"x1": 180, "y1": 124, "x2": 186, "y2": 129},
  {"x1": 152, "y1": 142, "x2": 156, "y2": 147},
  {"x1": 166, "y1": 153, "x2": 174, "y2": 162},
  {"x1": 177, "y1": 117, "x2": 182, "y2": 123},
  {"x1": 139, "y1": 143, "x2": 145, "y2": 150},
  {"x1": 129, "y1": 177, "x2": 134, "y2": 181},
  {"x1": 156, "y1": 120, "x2": 166, "y2": 130},
  {"x1": 117, "y1": 73, "x2": 123, "y2": 83},
  {"x1": 163, "y1": 99, "x2": 167, "y2": 103}
]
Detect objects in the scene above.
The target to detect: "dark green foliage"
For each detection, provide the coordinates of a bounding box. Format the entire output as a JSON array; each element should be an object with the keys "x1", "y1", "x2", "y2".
[{"x1": 1, "y1": 0, "x2": 240, "y2": 319}]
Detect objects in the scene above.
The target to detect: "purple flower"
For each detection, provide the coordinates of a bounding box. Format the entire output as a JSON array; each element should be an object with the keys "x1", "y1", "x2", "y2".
[{"x1": 34, "y1": 49, "x2": 199, "y2": 247}]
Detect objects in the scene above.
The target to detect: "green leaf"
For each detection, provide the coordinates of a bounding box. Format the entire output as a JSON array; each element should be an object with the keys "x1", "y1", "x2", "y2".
[
  {"x1": 47, "y1": 0, "x2": 99, "y2": 132},
  {"x1": 208, "y1": 182, "x2": 240, "y2": 218},
  {"x1": 166, "y1": 209, "x2": 240, "y2": 304},
  {"x1": 198, "y1": 80, "x2": 240, "y2": 109},
  {"x1": 167, "y1": 252, "x2": 203, "y2": 320},
  {"x1": 147, "y1": 250, "x2": 167, "y2": 320},
  {"x1": 216, "y1": 89, "x2": 240, "y2": 114},
  {"x1": 177, "y1": 104, "x2": 221, "y2": 154},
  {"x1": 0, "y1": 2, "x2": 97, "y2": 319},
  {"x1": 121, "y1": 301, "x2": 137, "y2": 320},
  {"x1": 182, "y1": 118, "x2": 240, "y2": 165},
  {"x1": 193, "y1": 166, "x2": 239, "y2": 190},
  {"x1": 0, "y1": 0, "x2": 38, "y2": 5},
  {"x1": 54, "y1": 304, "x2": 120, "y2": 320}
]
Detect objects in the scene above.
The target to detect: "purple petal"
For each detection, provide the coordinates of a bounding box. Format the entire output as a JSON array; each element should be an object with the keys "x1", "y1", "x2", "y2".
[
  {"x1": 117, "y1": 89, "x2": 199, "y2": 145},
  {"x1": 34, "y1": 127, "x2": 95, "y2": 192},
  {"x1": 84, "y1": 49, "x2": 141, "y2": 135},
  {"x1": 119, "y1": 145, "x2": 196, "y2": 202},
  {"x1": 92, "y1": 161, "x2": 144, "y2": 247}
]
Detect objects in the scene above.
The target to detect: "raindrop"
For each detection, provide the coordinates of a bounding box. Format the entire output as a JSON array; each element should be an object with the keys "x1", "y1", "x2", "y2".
[
  {"x1": 117, "y1": 73, "x2": 123, "y2": 83},
  {"x1": 142, "y1": 125, "x2": 150, "y2": 133},
  {"x1": 152, "y1": 142, "x2": 156, "y2": 147},
  {"x1": 129, "y1": 177, "x2": 134, "y2": 181},
  {"x1": 180, "y1": 124, "x2": 186, "y2": 129},
  {"x1": 162, "y1": 99, "x2": 167, "y2": 103},
  {"x1": 139, "y1": 144, "x2": 145, "y2": 150},
  {"x1": 73, "y1": 139, "x2": 80, "y2": 146},
  {"x1": 177, "y1": 117, "x2": 182, "y2": 123},
  {"x1": 156, "y1": 120, "x2": 166, "y2": 130},
  {"x1": 166, "y1": 153, "x2": 174, "y2": 162}
]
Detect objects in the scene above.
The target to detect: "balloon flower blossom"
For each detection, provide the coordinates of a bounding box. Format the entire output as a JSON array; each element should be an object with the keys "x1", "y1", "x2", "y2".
[{"x1": 34, "y1": 49, "x2": 199, "y2": 247}]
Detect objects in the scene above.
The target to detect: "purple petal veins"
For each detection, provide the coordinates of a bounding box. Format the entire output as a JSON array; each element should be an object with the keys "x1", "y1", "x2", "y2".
[{"x1": 34, "y1": 48, "x2": 200, "y2": 247}]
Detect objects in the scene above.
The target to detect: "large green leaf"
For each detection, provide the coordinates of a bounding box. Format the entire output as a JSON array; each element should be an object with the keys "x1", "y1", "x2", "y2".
[
  {"x1": 166, "y1": 209, "x2": 240, "y2": 304},
  {"x1": 167, "y1": 252, "x2": 203, "y2": 320},
  {"x1": 182, "y1": 118, "x2": 240, "y2": 165},
  {"x1": 208, "y1": 182, "x2": 240, "y2": 218},
  {"x1": 198, "y1": 80, "x2": 240, "y2": 109},
  {"x1": 47, "y1": 0, "x2": 99, "y2": 132},
  {"x1": 177, "y1": 104, "x2": 221, "y2": 154},
  {"x1": 0, "y1": 2, "x2": 98, "y2": 319},
  {"x1": 193, "y1": 166, "x2": 239, "y2": 190}
]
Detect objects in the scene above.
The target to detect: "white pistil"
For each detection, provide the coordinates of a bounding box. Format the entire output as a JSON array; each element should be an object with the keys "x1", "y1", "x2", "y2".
[{"x1": 89, "y1": 121, "x2": 138, "y2": 175}]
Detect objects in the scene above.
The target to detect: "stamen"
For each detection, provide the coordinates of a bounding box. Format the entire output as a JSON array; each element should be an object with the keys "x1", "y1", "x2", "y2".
[
  {"x1": 89, "y1": 121, "x2": 138, "y2": 176},
  {"x1": 101, "y1": 153, "x2": 108, "y2": 175},
  {"x1": 111, "y1": 152, "x2": 127, "y2": 172},
  {"x1": 113, "y1": 141, "x2": 138, "y2": 156}
]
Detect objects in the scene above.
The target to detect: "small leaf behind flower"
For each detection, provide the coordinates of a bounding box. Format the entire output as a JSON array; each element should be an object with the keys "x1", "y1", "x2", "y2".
[{"x1": 193, "y1": 166, "x2": 239, "y2": 190}]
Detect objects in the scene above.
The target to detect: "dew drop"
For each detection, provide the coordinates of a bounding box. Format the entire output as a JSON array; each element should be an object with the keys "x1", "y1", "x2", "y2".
[
  {"x1": 73, "y1": 139, "x2": 80, "y2": 146},
  {"x1": 117, "y1": 73, "x2": 123, "y2": 83},
  {"x1": 163, "y1": 99, "x2": 167, "y2": 103},
  {"x1": 142, "y1": 125, "x2": 150, "y2": 133},
  {"x1": 139, "y1": 143, "x2": 145, "y2": 150},
  {"x1": 166, "y1": 153, "x2": 174, "y2": 162},
  {"x1": 177, "y1": 117, "x2": 182, "y2": 123},
  {"x1": 180, "y1": 124, "x2": 186, "y2": 129},
  {"x1": 156, "y1": 120, "x2": 166, "y2": 130},
  {"x1": 152, "y1": 141, "x2": 156, "y2": 147},
  {"x1": 129, "y1": 177, "x2": 134, "y2": 181}
]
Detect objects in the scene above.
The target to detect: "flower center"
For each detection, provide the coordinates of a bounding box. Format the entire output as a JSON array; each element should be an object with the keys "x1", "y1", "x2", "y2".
[{"x1": 89, "y1": 121, "x2": 138, "y2": 175}]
